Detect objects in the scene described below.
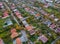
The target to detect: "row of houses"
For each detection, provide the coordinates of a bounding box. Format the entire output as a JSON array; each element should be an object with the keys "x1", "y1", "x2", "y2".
[
  {"x1": 10, "y1": 28, "x2": 22, "y2": 44},
  {"x1": 22, "y1": 4, "x2": 49, "y2": 43},
  {"x1": 22, "y1": 4, "x2": 41, "y2": 19},
  {"x1": 22, "y1": 3, "x2": 60, "y2": 43},
  {"x1": 29, "y1": 5, "x2": 60, "y2": 33},
  {"x1": 10, "y1": 3, "x2": 36, "y2": 35},
  {"x1": 0, "y1": 2, "x2": 13, "y2": 28},
  {"x1": 0, "y1": 2, "x2": 9, "y2": 19}
]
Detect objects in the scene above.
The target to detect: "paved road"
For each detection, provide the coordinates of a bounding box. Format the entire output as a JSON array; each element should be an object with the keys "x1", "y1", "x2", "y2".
[{"x1": 3, "y1": 2, "x2": 20, "y2": 25}]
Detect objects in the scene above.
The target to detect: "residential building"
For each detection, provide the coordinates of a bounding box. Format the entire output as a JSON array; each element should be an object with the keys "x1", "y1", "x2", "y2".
[
  {"x1": 0, "y1": 38, "x2": 4, "y2": 44},
  {"x1": 38, "y1": 35, "x2": 48, "y2": 43}
]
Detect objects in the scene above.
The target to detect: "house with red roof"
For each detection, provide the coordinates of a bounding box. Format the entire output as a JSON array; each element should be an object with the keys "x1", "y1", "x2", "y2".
[
  {"x1": 25, "y1": 25, "x2": 33, "y2": 31},
  {"x1": 16, "y1": 38, "x2": 22, "y2": 44},
  {"x1": 2, "y1": 11, "x2": 9, "y2": 19},
  {"x1": 14, "y1": 9, "x2": 23, "y2": 19},
  {"x1": 11, "y1": 28, "x2": 19, "y2": 39},
  {"x1": 13, "y1": 38, "x2": 22, "y2": 44},
  {"x1": 11, "y1": 28, "x2": 16, "y2": 34},
  {"x1": 0, "y1": 38, "x2": 4, "y2": 44}
]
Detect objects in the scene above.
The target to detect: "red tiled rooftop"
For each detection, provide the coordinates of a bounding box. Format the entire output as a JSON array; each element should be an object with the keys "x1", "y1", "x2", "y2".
[
  {"x1": 16, "y1": 38, "x2": 22, "y2": 44},
  {"x1": 25, "y1": 25, "x2": 33, "y2": 31},
  {"x1": 0, "y1": 38, "x2": 4, "y2": 44},
  {"x1": 11, "y1": 32, "x2": 18, "y2": 39},
  {"x1": 11, "y1": 28, "x2": 16, "y2": 33},
  {"x1": 15, "y1": 11, "x2": 23, "y2": 18},
  {"x1": 35, "y1": 13, "x2": 40, "y2": 17},
  {"x1": 2, "y1": 11, "x2": 9, "y2": 18}
]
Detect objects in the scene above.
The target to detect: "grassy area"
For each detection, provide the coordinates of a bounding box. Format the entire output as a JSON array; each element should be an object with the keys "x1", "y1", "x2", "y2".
[
  {"x1": 44, "y1": 8, "x2": 52, "y2": 13},
  {"x1": 0, "y1": 19, "x2": 5, "y2": 30}
]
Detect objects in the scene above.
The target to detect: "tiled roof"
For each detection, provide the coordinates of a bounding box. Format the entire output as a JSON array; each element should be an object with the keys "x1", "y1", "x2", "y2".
[
  {"x1": 16, "y1": 38, "x2": 22, "y2": 44},
  {"x1": 0, "y1": 38, "x2": 4, "y2": 44}
]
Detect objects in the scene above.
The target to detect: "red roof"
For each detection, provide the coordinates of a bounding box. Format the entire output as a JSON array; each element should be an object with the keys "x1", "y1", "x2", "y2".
[
  {"x1": 11, "y1": 32, "x2": 18, "y2": 39},
  {"x1": 16, "y1": 38, "x2": 22, "y2": 44},
  {"x1": 50, "y1": 24, "x2": 56, "y2": 29},
  {"x1": 11, "y1": 28, "x2": 16, "y2": 33},
  {"x1": 25, "y1": 25, "x2": 33, "y2": 31},
  {"x1": 15, "y1": 11, "x2": 23, "y2": 18},
  {"x1": 35, "y1": 13, "x2": 40, "y2": 17},
  {"x1": 0, "y1": 38, "x2": 4, "y2": 44},
  {"x1": 2, "y1": 11, "x2": 9, "y2": 18}
]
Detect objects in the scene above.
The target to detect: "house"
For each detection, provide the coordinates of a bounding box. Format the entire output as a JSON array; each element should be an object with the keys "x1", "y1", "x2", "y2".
[
  {"x1": 11, "y1": 28, "x2": 16, "y2": 33},
  {"x1": 0, "y1": 2, "x2": 4, "y2": 9},
  {"x1": 11, "y1": 31, "x2": 19, "y2": 39},
  {"x1": 29, "y1": 29, "x2": 35, "y2": 35},
  {"x1": 37, "y1": 0, "x2": 46, "y2": 4},
  {"x1": 43, "y1": 20, "x2": 52, "y2": 27},
  {"x1": 38, "y1": 35, "x2": 48, "y2": 43},
  {"x1": 22, "y1": 20, "x2": 29, "y2": 26},
  {"x1": 44, "y1": 4, "x2": 49, "y2": 8},
  {"x1": 25, "y1": 25, "x2": 33, "y2": 31},
  {"x1": 11, "y1": 28, "x2": 19, "y2": 39},
  {"x1": 49, "y1": 23, "x2": 56, "y2": 29},
  {"x1": 0, "y1": 2, "x2": 3, "y2": 6},
  {"x1": 3, "y1": 19, "x2": 13, "y2": 28},
  {"x1": 25, "y1": 7, "x2": 30, "y2": 12},
  {"x1": 29, "y1": 9, "x2": 35, "y2": 14},
  {"x1": 13, "y1": 9, "x2": 18, "y2": 12},
  {"x1": 0, "y1": 38, "x2": 4, "y2": 44},
  {"x1": 16, "y1": 38, "x2": 22, "y2": 44},
  {"x1": 22, "y1": 4, "x2": 26, "y2": 8},
  {"x1": 54, "y1": 18, "x2": 59, "y2": 22},
  {"x1": 20, "y1": 30, "x2": 28, "y2": 42},
  {"x1": 35, "y1": 13, "x2": 41, "y2": 19},
  {"x1": 2, "y1": 11, "x2": 9, "y2": 19},
  {"x1": 14, "y1": 11, "x2": 23, "y2": 19},
  {"x1": 55, "y1": 28, "x2": 60, "y2": 33},
  {"x1": 11, "y1": 3, "x2": 16, "y2": 10},
  {"x1": 46, "y1": 0, "x2": 53, "y2": 3},
  {"x1": 49, "y1": 14, "x2": 55, "y2": 19},
  {"x1": 35, "y1": 13, "x2": 40, "y2": 17},
  {"x1": 13, "y1": 38, "x2": 22, "y2": 44}
]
